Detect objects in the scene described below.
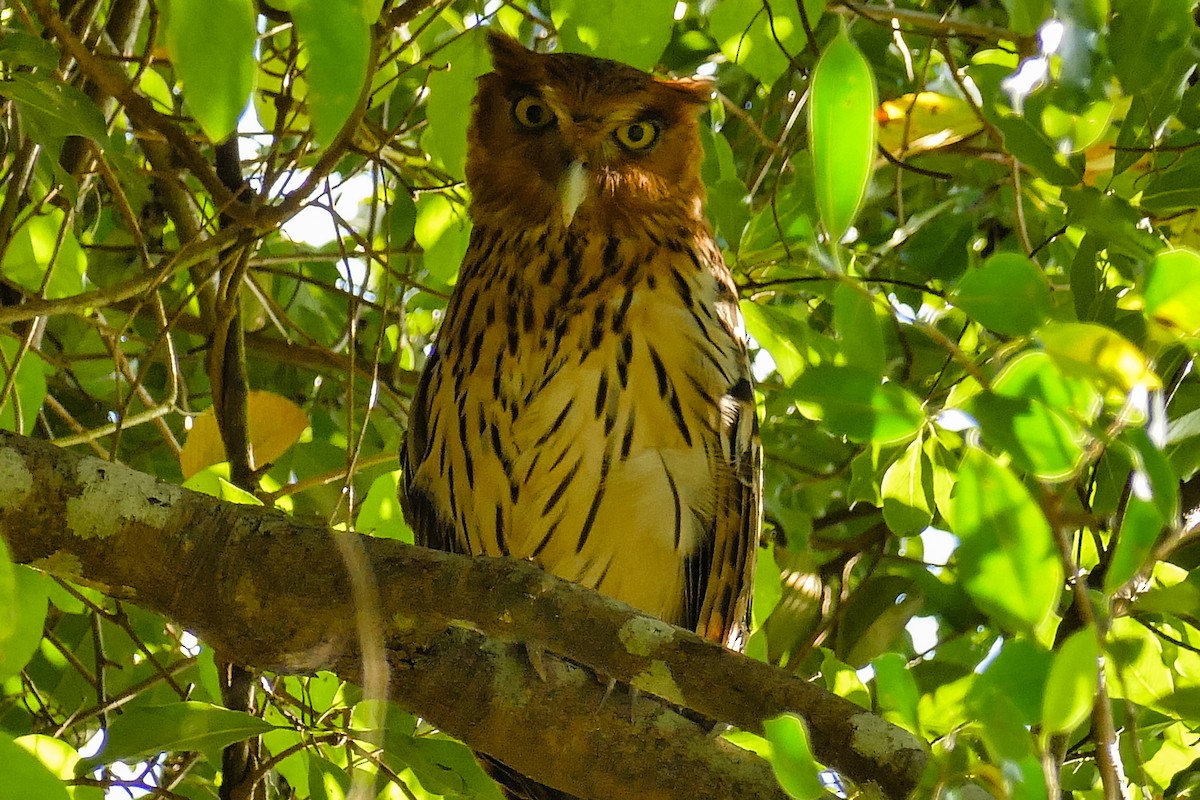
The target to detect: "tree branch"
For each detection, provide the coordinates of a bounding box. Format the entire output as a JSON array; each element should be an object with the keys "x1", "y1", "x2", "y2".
[{"x1": 0, "y1": 431, "x2": 927, "y2": 799}]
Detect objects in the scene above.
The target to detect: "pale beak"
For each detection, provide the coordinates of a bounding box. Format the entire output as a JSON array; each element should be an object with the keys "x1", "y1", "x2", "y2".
[{"x1": 559, "y1": 160, "x2": 587, "y2": 226}]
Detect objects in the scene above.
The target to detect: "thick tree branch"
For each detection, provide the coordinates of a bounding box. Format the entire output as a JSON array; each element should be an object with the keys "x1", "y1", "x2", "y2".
[{"x1": 0, "y1": 431, "x2": 927, "y2": 798}]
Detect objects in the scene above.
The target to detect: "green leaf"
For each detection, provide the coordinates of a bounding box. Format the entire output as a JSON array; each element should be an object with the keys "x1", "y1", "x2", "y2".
[
  {"x1": 356, "y1": 471, "x2": 413, "y2": 542},
  {"x1": 1037, "y1": 321, "x2": 1160, "y2": 396},
  {"x1": 14, "y1": 735, "x2": 97, "y2": 800},
  {"x1": 309, "y1": 753, "x2": 352, "y2": 800},
  {"x1": 763, "y1": 713, "x2": 825, "y2": 800},
  {"x1": 792, "y1": 365, "x2": 924, "y2": 445},
  {"x1": 1104, "y1": 495, "x2": 1163, "y2": 593},
  {"x1": 809, "y1": 24, "x2": 877, "y2": 243},
  {"x1": 1166, "y1": 407, "x2": 1200, "y2": 484},
  {"x1": 972, "y1": 638, "x2": 1052, "y2": 724},
  {"x1": 0, "y1": 74, "x2": 108, "y2": 142},
  {"x1": 992, "y1": 114, "x2": 1082, "y2": 186},
  {"x1": 1105, "y1": 616, "x2": 1193, "y2": 716},
  {"x1": 1063, "y1": 186, "x2": 1158, "y2": 260},
  {"x1": 138, "y1": 67, "x2": 177, "y2": 115},
  {"x1": 1144, "y1": 248, "x2": 1200, "y2": 338},
  {"x1": 709, "y1": 177, "x2": 752, "y2": 252},
  {"x1": 999, "y1": 0, "x2": 1051, "y2": 34},
  {"x1": 0, "y1": 207, "x2": 88, "y2": 301},
  {"x1": 1113, "y1": 54, "x2": 1192, "y2": 175},
  {"x1": 833, "y1": 283, "x2": 884, "y2": 378},
  {"x1": 0, "y1": 733, "x2": 70, "y2": 800},
  {"x1": 290, "y1": 0, "x2": 372, "y2": 146},
  {"x1": 872, "y1": 652, "x2": 921, "y2": 733},
  {"x1": 949, "y1": 448, "x2": 1063, "y2": 633},
  {"x1": 0, "y1": 30, "x2": 61, "y2": 69},
  {"x1": 973, "y1": 689, "x2": 1035, "y2": 761},
  {"x1": 164, "y1": 0, "x2": 256, "y2": 142},
  {"x1": 414, "y1": 193, "x2": 471, "y2": 285},
  {"x1": 387, "y1": 190, "x2": 417, "y2": 249},
  {"x1": 709, "y1": 0, "x2": 825, "y2": 86},
  {"x1": 0, "y1": 565, "x2": 49, "y2": 682},
  {"x1": 0, "y1": 338, "x2": 49, "y2": 435},
  {"x1": 1042, "y1": 627, "x2": 1099, "y2": 734},
  {"x1": 1109, "y1": 0, "x2": 1193, "y2": 94},
  {"x1": 182, "y1": 466, "x2": 264, "y2": 505},
  {"x1": 1070, "y1": 234, "x2": 1101, "y2": 321},
  {"x1": 743, "y1": 302, "x2": 809, "y2": 385},
  {"x1": 424, "y1": 28, "x2": 491, "y2": 179},
  {"x1": 1121, "y1": 427, "x2": 1179, "y2": 522},
  {"x1": 992, "y1": 351, "x2": 1101, "y2": 424},
  {"x1": 882, "y1": 436, "x2": 934, "y2": 535},
  {"x1": 752, "y1": 544, "x2": 784, "y2": 631},
  {"x1": 88, "y1": 702, "x2": 276, "y2": 766},
  {"x1": 1133, "y1": 563, "x2": 1200, "y2": 617},
  {"x1": 1140, "y1": 149, "x2": 1200, "y2": 214},
  {"x1": 951, "y1": 253, "x2": 1052, "y2": 336},
  {"x1": 971, "y1": 392, "x2": 1086, "y2": 481},
  {"x1": 392, "y1": 736, "x2": 501, "y2": 799},
  {"x1": 552, "y1": 0, "x2": 676, "y2": 70},
  {"x1": 821, "y1": 650, "x2": 870, "y2": 709}
]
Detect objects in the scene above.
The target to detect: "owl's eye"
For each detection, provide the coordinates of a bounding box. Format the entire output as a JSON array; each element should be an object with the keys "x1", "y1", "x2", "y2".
[
  {"x1": 614, "y1": 121, "x2": 660, "y2": 151},
  {"x1": 513, "y1": 96, "x2": 554, "y2": 129}
]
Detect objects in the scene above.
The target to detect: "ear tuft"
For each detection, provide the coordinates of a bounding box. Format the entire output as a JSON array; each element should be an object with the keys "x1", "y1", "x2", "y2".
[
  {"x1": 663, "y1": 77, "x2": 716, "y2": 108},
  {"x1": 486, "y1": 30, "x2": 534, "y2": 75}
]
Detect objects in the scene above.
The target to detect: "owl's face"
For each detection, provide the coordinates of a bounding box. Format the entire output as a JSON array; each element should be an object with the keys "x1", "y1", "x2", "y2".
[{"x1": 466, "y1": 32, "x2": 712, "y2": 231}]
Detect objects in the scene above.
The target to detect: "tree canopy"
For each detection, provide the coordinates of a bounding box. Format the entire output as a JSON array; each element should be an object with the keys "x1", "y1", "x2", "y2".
[{"x1": 2, "y1": 1, "x2": 1200, "y2": 799}]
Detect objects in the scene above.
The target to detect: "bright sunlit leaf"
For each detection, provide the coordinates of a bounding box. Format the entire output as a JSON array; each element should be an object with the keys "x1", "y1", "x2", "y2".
[
  {"x1": 1042, "y1": 626, "x2": 1099, "y2": 734},
  {"x1": 0, "y1": 560, "x2": 48, "y2": 683},
  {"x1": 1144, "y1": 248, "x2": 1200, "y2": 338},
  {"x1": 952, "y1": 253, "x2": 1053, "y2": 336},
  {"x1": 949, "y1": 448, "x2": 1063, "y2": 633},
  {"x1": 763, "y1": 713, "x2": 825, "y2": 800},
  {"x1": 810, "y1": 23, "x2": 877, "y2": 243},
  {"x1": 164, "y1": 0, "x2": 256, "y2": 142},
  {"x1": 0, "y1": 732, "x2": 69, "y2": 800},
  {"x1": 289, "y1": 0, "x2": 371, "y2": 145},
  {"x1": 1104, "y1": 495, "x2": 1164, "y2": 593},
  {"x1": 1038, "y1": 321, "x2": 1161, "y2": 396},
  {"x1": 882, "y1": 436, "x2": 934, "y2": 535},
  {"x1": 88, "y1": 702, "x2": 276, "y2": 767},
  {"x1": 552, "y1": 0, "x2": 676, "y2": 70},
  {"x1": 970, "y1": 391, "x2": 1086, "y2": 481},
  {"x1": 792, "y1": 365, "x2": 924, "y2": 444},
  {"x1": 833, "y1": 283, "x2": 884, "y2": 379}
]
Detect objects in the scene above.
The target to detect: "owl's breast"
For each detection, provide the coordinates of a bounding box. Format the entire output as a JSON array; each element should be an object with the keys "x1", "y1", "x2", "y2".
[{"x1": 416, "y1": 222, "x2": 749, "y2": 624}]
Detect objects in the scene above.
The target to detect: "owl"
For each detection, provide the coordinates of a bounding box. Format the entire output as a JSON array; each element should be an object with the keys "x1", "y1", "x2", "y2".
[{"x1": 400, "y1": 31, "x2": 762, "y2": 799}]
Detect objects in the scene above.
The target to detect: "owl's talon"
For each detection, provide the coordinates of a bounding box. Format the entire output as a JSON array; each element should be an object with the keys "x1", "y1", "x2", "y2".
[
  {"x1": 525, "y1": 642, "x2": 549, "y2": 683},
  {"x1": 707, "y1": 721, "x2": 733, "y2": 739},
  {"x1": 597, "y1": 676, "x2": 618, "y2": 711}
]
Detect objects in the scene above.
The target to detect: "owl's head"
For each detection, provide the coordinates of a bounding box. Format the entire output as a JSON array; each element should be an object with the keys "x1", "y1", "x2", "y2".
[{"x1": 466, "y1": 32, "x2": 713, "y2": 231}]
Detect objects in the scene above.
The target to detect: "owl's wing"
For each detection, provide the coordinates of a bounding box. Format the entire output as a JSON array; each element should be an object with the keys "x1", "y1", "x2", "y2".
[
  {"x1": 400, "y1": 349, "x2": 463, "y2": 555},
  {"x1": 690, "y1": 374, "x2": 763, "y2": 652}
]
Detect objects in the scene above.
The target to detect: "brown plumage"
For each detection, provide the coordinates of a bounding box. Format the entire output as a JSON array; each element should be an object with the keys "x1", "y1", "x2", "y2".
[{"x1": 400, "y1": 31, "x2": 761, "y2": 799}]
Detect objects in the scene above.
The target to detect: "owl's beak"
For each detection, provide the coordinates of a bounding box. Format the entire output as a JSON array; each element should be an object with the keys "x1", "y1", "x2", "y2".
[{"x1": 559, "y1": 160, "x2": 588, "y2": 226}]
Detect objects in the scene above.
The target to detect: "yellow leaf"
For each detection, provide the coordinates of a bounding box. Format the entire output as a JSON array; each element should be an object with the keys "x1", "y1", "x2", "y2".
[
  {"x1": 180, "y1": 391, "x2": 309, "y2": 479},
  {"x1": 1037, "y1": 322, "x2": 1160, "y2": 400},
  {"x1": 876, "y1": 92, "x2": 981, "y2": 157}
]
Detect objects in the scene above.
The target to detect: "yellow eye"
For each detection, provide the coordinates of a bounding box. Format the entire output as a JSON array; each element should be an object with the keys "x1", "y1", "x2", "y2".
[
  {"x1": 614, "y1": 121, "x2": 659, "y2": 151},
  {"x1": 513, "y1": 96, "x2": 554, "y2": 129}
]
